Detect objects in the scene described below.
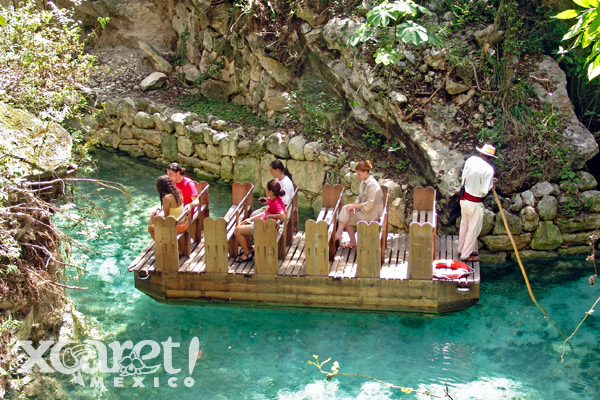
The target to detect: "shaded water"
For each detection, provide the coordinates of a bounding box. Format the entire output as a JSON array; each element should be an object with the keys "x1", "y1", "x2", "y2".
[{"x1": 53, "y1": 149, "x2": 599, "y2": 399}]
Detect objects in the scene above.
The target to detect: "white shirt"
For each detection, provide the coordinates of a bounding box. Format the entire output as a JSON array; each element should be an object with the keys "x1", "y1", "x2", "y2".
[
  {"x1": 277, "y1": 175, "x2": 295, "y2": 205},
  {"x1": 461, "y1": 155, "x2": 494, "y2": 198}
]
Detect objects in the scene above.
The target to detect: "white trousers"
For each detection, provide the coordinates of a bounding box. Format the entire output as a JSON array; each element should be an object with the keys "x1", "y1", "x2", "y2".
[{"x1": 458, "y1": 200, "x2": 484, "y2": 260}]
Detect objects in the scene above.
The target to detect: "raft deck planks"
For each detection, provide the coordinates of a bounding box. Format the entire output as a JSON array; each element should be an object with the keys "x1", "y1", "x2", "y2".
[{"x1": 128, "y1": 233, "x2": 478, "y2": 284}]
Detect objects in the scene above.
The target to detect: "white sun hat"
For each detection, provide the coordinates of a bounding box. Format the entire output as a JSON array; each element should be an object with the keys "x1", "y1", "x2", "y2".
[{"x1": 476, "y1": 144, "x2": 498, "y2": 158}]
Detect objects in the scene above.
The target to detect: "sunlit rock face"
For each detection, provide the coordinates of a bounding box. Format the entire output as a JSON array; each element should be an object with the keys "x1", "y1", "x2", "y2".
[{"x1": 0, "y1": 102, "x2": 73, "y2": 178}]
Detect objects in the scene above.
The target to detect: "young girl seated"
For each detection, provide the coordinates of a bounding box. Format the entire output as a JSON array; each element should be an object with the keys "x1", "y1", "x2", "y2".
[{"x1": 233, "y1": 180, "x2": 286, "y2": 262}]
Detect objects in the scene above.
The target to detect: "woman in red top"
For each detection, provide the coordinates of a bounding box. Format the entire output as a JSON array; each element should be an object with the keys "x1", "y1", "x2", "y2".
[{"x1": 234, "y1": 180, "x2": 286, "y2": 262}]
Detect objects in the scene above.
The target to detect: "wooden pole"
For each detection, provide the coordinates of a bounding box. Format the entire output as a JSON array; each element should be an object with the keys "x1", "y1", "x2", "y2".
[{"x1": 492, "y1": 187, "x2": 568, "y2": 341}]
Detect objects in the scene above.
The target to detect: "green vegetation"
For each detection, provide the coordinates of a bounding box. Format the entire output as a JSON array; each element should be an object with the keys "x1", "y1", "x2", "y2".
[
  {"x1": 0, "y1": 1, "x2": 103, "y2": 395},
  {"x1": 283, "y1": 79, "x2": 345, "y2": 143},
  {"x1": 555, "y1": 0, "x2": 600, "y2": 80},
  {"x1": 0, "y1": 0, "x2": 95, "y2": 121},
  {"x1": 179, "y1": 95, "x2": 268, "y2": 128},
  {"x1": 443, "y1": 0, "x2": 497, "y2": 30},
  {"x1": 554, "y1": 0, "x2": 600, "y2": 130},
  {"x1": 439, "y1": 0, "x2": 579, "y2": 191},
  {"x1": 347, "y1": 0, "x2": 441, "y2": 157},
  {"x1": 173, "y1": 26, "x2": 190, "y2": 67}
]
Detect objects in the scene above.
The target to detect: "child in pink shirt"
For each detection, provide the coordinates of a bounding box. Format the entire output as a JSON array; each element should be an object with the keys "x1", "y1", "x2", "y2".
[{"x1": 234, "y1": 180, "x2": 286, "y2": 262}]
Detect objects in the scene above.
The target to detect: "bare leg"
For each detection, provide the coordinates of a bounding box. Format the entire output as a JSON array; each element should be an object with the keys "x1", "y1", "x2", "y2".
[
  {"x1": 345, "y1": 225, "x2": 356, "y2": 247},
  {"x1": 234, "y1": 224, "x2": 254, "y2": 257},
  {"x1": 335, "y1": 205, "x2": 351, "y2": 241},
  {"x1": 148, "y1": 215, "x2": 156, "y2": 239},
  {"x1": 334, "y1": 222, "x2": 346, "y2": 241}
]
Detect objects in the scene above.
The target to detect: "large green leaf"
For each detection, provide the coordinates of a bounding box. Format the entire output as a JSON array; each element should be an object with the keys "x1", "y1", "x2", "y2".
[
  {"x1": 589, "y1": 11, "x2": 600, "y2": 32},
  {"x1": 367, "y1": 4, "x2": 398, "y2": 27},
  {"x1": 582, "y1": 30, "x2": 593, "y2": 47},
  {"x1": 555, "y1": 9, "x2": 580, "y2": 20},
  {"x1": 0, "y1": 14, "x2": 5, "y2": 26},
  {"x1": 389, "y1": 0, "x2": 418, "y2": 16},
  {"x1": 347, "y1": 25, "x2": 371, "y2": 46},
  {"x1": 374, "y1": 46, "x2": 402, "y2": 66},
  {"x1": 562, "y1": 14, "x2": 587, "y2": 40},
  {"x1": 588, "y1": 53, "x2": 600, "y2": 80},
  {"x1": 573, "y1": 0, "x2": 599, "y2": 8},
  {"x1": 396, "y1": 21, "x2": 428, "y2": 45}
]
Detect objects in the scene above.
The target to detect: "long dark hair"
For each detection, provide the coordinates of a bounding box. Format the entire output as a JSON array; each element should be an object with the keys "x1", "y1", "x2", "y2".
[
  {"x1": 167, "y1": 162, "x2": 186, "y2": 176},
  {"x1": 270, "y1": 159, "x2": 293, "y2": 181},
  {"x1": 156, "y1": 175, "x2": 183, "y2": 206},
  {"x1": 266, "y1": 179, "x2": 285, "y2": 198}
]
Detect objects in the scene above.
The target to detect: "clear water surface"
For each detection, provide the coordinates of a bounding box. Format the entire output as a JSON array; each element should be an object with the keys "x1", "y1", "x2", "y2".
[{"x1": 53, "y1": 149, "x2": 599, "y2": 399}]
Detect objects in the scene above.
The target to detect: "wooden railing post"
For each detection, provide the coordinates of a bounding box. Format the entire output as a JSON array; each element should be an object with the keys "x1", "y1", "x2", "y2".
[
  {"x1": 408, "y1": 223, "x2": 435, "y2": 279},
  {"x1": 228, "y1": 182, "x2": 254, "y2": 258},
  {"x1": 204, "y1": 217, "x2": 228, "y2": 273},
  {"x1": 408, "y1": 186, "x2": 437, "y2": 280},
  {"x1": 356, "y1": 221, "x2": 381, "y2": 278},
  {"x1": 254, "y1": 219, "x2": 279, "y2": 274},
  {"x1": 154, "y1": 216, "x2": 179, "y2": 272},
  {"x1": 379, "y1": 186, "x2": 389, "y2": 263},
  {"x1": 322, "y1": 184, "x2": 344, "y2": 259},
  {"x1": 305, "y1": 220, "x2": 329, "y2": 276},
  {"x1": 193, "y1": 181, "x2": 210, "y2": 242}
]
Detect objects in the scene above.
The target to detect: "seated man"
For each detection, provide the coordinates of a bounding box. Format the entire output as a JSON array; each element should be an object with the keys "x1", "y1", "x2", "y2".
[{"x1": 166, "y1": 162, "x2": 197, "y2": 205}]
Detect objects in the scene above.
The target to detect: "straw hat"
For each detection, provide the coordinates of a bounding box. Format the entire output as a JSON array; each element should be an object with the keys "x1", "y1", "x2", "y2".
[{"x1": 476, "y1": 144, "x2": 497, "y2": 158}]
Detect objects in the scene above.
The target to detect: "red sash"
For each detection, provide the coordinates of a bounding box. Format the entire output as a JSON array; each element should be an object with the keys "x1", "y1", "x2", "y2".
[{"x1": 460, "y1": 191, "x2": 483, "y2": 203}]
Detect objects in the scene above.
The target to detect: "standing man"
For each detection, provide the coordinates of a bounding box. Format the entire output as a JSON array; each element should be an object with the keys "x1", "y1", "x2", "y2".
[
  {"x1": 458, "y1": 144, "x2": 498, "y2": 262},
  {"x1": 166, "y1": 162, "x2": 198, "y2": 205}
]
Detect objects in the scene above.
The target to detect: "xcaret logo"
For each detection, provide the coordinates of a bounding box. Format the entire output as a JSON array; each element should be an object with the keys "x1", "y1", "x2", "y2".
[{"x1": 17, "y1": 337, "x2": 201, "y2": 388}]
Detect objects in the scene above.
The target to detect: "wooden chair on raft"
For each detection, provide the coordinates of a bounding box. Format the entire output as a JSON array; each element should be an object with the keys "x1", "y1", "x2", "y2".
[
  {"x1": 304, "y1": 184, "x2": 344, "y2": 276},
  {"x1": 152, "y1": 182, "x2": 211, "y2": 273},
  {"x1": 355, "y1": 185, "x2": 389, "y2": 278},
  {"x1": 408, "y1": 186, "x2": 437, "y2": 280},
  {"x1": 285, "y1": 185, "x2": 299, "y2": 247},
  {"x1": 222, "y1": 182, "x2": 254, "y2": 258},
  {"x1": 203, "y1": 182, "x2": 254, "y2": 273},
  {"x1": 188, "y1": 181, "x2": 210, "y2": 243}
]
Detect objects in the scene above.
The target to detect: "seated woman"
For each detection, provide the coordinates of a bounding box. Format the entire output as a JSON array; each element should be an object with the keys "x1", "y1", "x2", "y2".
[
  {"x1": 140, "y1": 176, "x2": 189, "y2": 281},
  {"x1": 147, "y1": 175, "x2": 189, "y2": 239},
  {"x1": 334, "y1": 160, "x2": 383, "y2": 248},
  {"x1": 234, "y1": 180, "x2": 286, "y2": 262}
]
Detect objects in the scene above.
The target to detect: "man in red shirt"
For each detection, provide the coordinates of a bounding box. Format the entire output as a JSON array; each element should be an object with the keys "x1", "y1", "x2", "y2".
[{"x1": 166, "y1": 162, "x2": 198, "y2": 205}]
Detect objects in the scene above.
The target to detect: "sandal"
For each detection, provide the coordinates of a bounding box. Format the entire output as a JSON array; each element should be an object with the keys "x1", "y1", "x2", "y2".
[
  {"x1": 465, "y1": 255, "x2": 480, "y2": 262},
  {"x1": 235, "y1": 251, "x2": 254, "y2": 262}
]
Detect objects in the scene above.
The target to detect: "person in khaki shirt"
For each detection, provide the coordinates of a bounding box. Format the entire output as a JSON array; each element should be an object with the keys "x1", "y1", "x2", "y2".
[{"x1": 334, "y1": 160, "x2": 383, "y2": 248}]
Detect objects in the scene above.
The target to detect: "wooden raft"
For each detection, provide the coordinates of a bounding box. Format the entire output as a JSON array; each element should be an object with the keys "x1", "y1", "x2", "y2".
[{"x1": 128, "y1": 182, "x2": 481, "y2": 313}]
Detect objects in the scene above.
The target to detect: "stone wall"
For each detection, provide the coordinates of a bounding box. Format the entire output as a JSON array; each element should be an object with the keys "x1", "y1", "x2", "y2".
[
  {"x1": 89, "y1": 96, "x2": 403, "y2": 217},
  {"x1": 67, "y1": 1, "x2": 599, "y2": 220},
  {"x1": 88, "y1": 96, "x2": 600, "y2": 265}
]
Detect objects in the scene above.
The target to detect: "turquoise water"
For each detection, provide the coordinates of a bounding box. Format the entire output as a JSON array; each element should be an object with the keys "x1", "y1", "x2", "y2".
[{"x1": 53, "y1": 149, "x2": 599, "y2": 399}]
